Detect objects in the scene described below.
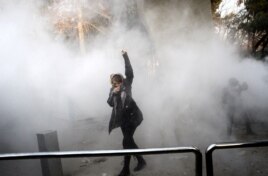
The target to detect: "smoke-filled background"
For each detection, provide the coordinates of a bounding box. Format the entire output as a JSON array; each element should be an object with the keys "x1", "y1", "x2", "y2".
[{"x1": 0, "y1": 0, "x2": 267, "y2": 175}]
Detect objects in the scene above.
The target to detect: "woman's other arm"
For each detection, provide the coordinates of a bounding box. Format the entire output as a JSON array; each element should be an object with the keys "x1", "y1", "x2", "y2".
[{"x1": 122, "y1": 50, "x2": 134, "y2": 84}]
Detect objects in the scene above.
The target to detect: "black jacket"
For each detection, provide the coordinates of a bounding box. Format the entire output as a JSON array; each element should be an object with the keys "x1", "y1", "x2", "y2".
[{"x1": 107, "y1": 53, "x2": 143, "y2": 133}]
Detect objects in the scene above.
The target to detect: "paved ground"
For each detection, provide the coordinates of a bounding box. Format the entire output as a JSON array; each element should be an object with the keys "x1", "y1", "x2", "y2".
[
  {"x1": 64, "y1": 118, "x2": 268, "y2": 176},
  {"x1": 211, "y1": 122, "x2": 268, "y2": 176},
  {"x1": 0, "y1": 117, "x2": 267, "y2": 176}
]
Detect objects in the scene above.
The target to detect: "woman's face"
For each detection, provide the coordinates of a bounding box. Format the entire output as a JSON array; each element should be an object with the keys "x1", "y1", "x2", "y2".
[{"x1": 112, "y1": 81, "x2": 122, "y2": 88}]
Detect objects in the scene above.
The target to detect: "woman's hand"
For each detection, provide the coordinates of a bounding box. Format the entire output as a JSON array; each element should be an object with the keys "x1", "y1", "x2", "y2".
[
  {"x1": 121, "y1": 50, "x2": 127, "y2": 55},
  {"x1": 113, "y1": 86, "x2": 121, "y2": 93}
]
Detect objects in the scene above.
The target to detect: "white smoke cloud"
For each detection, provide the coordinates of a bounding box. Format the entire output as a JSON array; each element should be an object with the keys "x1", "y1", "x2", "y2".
[{"x1": 0, "y1": 0, "x2": 268, "y2": 175}]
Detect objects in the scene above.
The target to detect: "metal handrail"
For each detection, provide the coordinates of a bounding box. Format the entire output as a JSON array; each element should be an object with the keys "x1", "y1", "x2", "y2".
[
  {"x1": 0, "y1": 147, "x2": 202, "y2": 176},
  {"x1": 206, "y1": 140, "x2": 268, "y2": 176}
]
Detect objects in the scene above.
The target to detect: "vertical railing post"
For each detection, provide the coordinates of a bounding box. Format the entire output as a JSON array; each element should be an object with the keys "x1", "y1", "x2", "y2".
[
  {"x1": 37, "y1": 131, "x2": 63, "y2": 176},
  {"x1": 194, "y1": 149, "x2": 203, "y2": 176},
  {"x1": 205, "y1": 145, "x2": 216, "y2": 176}
]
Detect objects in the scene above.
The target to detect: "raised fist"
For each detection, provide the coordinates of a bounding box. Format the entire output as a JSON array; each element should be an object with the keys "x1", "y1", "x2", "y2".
[{"x1": 121, "y1": 50, "x2": 127, "y2": 55}]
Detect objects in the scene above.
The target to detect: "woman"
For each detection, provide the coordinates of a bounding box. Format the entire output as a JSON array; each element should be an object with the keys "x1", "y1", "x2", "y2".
[{"x1": 107, "y1": 50, "x2": 146, "y2": 176}]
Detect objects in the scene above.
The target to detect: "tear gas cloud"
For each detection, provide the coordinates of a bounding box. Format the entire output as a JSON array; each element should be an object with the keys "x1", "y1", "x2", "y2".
[{"x1": 0, "y1": 0, "x2": 268, "y2": 156}]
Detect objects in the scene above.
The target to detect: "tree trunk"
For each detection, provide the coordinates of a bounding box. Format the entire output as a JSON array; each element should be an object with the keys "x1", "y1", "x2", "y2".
[{"x1": 254, "y1": 33, "x2": 268, "y2": 53}]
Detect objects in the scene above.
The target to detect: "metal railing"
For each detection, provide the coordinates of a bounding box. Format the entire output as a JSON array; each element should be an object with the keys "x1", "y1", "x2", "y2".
[
  {"x1": 0, "y1": 147, "x2": 202, "y2": 176},
  {"x1": 206, "y1": 140, "x2": 268, "y2": 176}
]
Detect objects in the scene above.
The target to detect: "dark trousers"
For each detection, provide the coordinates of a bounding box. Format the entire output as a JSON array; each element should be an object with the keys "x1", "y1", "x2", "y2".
[
  {"x1": 120, "y1": 123, "x2": 143, "y2": 169},
  {"x1": 227, "y1": 113, "x2": 234, "y2": 136},
  {"x1": 227, "y1": 111, "x2": 254, "y2": 136}
]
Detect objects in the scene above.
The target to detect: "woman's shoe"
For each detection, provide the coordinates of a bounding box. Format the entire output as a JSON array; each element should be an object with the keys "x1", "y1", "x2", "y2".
[
  {"x1": 118, "y1": 168, "x2": 130, "y2": 176},
  {"x1": 134, "y1": 159, "x2": 146, "y2": 172}
]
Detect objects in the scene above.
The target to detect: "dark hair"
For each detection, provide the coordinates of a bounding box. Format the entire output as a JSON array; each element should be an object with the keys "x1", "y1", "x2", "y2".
[{"x1": 111, "y1": 74, "x2": 123, "y2": 84}]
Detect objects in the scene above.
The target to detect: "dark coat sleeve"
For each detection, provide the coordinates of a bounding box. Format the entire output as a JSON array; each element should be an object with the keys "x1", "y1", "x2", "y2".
[
  {"x1": 107, "y1": 88, "x2": 114, "y2": 107},
  {"x1": 122, "y1": 53, "x2": 134, "y2": 84}
]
